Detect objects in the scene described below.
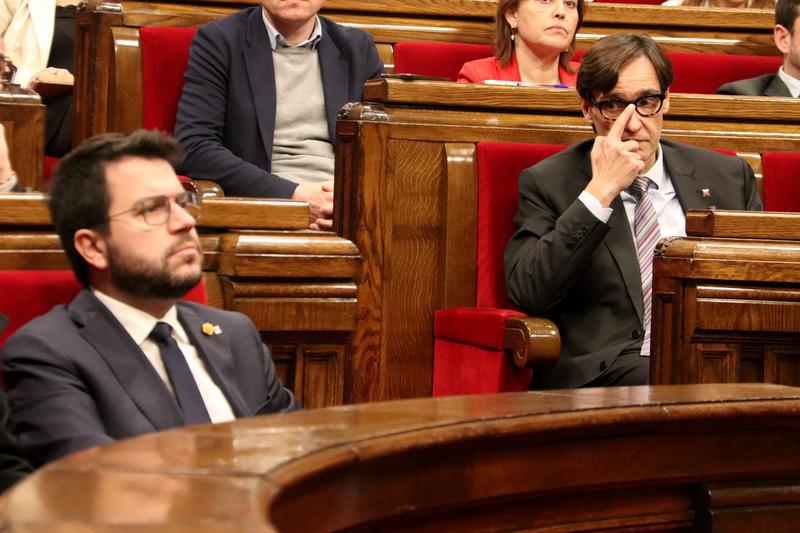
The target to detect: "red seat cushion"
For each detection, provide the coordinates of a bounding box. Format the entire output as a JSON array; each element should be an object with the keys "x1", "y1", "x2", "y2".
[
  {"x1": 762, "y1": 152, "x2": 800, "y2": 212},
  {"x1": 140, "y1": 26, "x2": 198, "y2": 133},
  {"x1": 668, "y1": 52, "x2": 783, "y2": 94},
  {"x1": 393, "y1": 42, "x2": 493, "y2": 81}
]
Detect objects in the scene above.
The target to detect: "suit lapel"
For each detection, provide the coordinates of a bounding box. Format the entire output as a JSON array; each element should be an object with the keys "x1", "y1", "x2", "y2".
[
  {"x1": 764, "y1": 75, "x2": 792, "y2": 97},
  {"x1": 662, "y1": 142, "x2": 716, "y2": 212},
  {"x1": 69, "y1": 290, "x2": 184, "y2": 429},
  {"x1": 178, "y1": 305, "x2": 248, "y2": 417},
  {"x1": 318, "y1": 20, "x2": 349, "y2": 142},
  {"x1": 244, "y1": 8, "x2": 277, "y2": 167}
]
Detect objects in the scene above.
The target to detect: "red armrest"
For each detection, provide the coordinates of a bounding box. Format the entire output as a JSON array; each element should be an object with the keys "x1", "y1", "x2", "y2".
[{"x1": 435, "y1": 307, "x2": 526, "y2": 349}]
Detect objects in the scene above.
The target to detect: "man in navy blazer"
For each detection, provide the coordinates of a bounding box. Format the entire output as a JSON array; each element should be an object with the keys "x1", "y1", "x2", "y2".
[
  {"x1": 2, "y1": 130, "x2": 299, "y2": 466},
  {"x1": 175, "y1": 1, "x2": 384, "y2": 229},
  {"x1": 717, "y1": 0, "x2": 800, "y2": 97}
]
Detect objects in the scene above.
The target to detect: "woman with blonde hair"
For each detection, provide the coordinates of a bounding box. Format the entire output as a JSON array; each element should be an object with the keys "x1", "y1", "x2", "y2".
[{"x1": 458, "y1": 0, "x2": 585, "y2": 86}]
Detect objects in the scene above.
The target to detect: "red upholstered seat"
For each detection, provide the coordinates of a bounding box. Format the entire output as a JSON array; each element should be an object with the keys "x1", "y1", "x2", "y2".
[
  {"x1": 433, "y1": 142, "x2": 565, "y2": 396},
  {"x1": 0, "y1": 270, "x2": 207, "y2": 349},
  {"x1": 668, "y1": 52, "x2": 783, "y2": 94},
  {"x1": 140, "y1": 26, "x2": 198, "y2": 134},
  {"x1": 762, "y1": 152, "x2": 800, "y2": 212},
  {"x1": 393, "y1": 42, "x2": 493, "y2": 81},
  {"x1": 390, "y1": 42, "x2": 782, "y2": 96}
]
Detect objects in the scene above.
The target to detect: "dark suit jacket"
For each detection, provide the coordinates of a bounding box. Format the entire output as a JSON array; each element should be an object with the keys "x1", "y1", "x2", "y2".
[
  {"x1": 504, "y1": 139, "x2": 762, "y2": 389},
  {"x1": 716, "y1": 72, "x2": 792, "y2": 96},
  {"x1": 175, "y1": 7, "x2": 384, "y2": 198},
  {"x1": 0, "y1": 390, "x2": 32, "y2": 493},
  {"x1": 1, "y1": 290, "x2": 300, "y2": 466}
]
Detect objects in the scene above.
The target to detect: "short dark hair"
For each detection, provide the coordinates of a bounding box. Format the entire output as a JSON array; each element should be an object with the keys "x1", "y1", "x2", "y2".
[
  {"x1": 49, "y1": 130, "x2": 183, "y2": 286},
  {"x1": 576, "y1": 33, "x2": 674, "y2": 103},
  {"x1": 776, "y1": 0, "x2": 800, "y2": 31},
  {"x1": 493, "y1": 0, "x2": 586, "y2": 73}
]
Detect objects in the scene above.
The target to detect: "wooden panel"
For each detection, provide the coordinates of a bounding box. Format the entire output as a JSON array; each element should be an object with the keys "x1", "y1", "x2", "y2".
[
  {"x1": 3, "y1": 384, "x2": 800, "y2": 531},
  {"x1": 0, "y1": 92, "x2": 45, "y2": 191}
]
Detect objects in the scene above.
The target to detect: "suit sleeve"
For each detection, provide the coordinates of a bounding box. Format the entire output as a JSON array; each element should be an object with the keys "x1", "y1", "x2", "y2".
[
  {"x1": 0, "y1": 392, "x2": 32, "y2": 493},
  {"x1": 2, "y1": 333, "x2": 114, "y2": 467},
  {"x1": 715, "y1": 81, "x2": 746, "y2": 95},
  {"x1": 741, "y1": 156, "x2": 763, "y2": 211},
  {"x1": 504, "y1": 167, "x2": 611, "y2": 315},
  {"x1": 364, "y1": 33, "x2": 385, "y2": 82},
  {"x1": 174, "y1": 24, "x2": 298, "y2": 199}
]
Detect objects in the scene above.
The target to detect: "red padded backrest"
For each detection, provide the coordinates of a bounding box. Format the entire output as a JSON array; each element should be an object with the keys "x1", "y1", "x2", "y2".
[
  {"x1": 476, "y1": 142, "x2": 567, "y2": 309},
  {"x1": 393, "y1": 42, "x2": 493, "y2": 81},
  {"x1": 762, "y1": 152, "x2": 800, "y2": 212},
  {"x1": 140, "y1": 26, "x2": 198, "y2": 133},
  {"x1": 0, "y1": 270, "x2": 208, "y2": 348},
  {"x1": 667, "y1": 52, "x2": 783, "y2": 94}
]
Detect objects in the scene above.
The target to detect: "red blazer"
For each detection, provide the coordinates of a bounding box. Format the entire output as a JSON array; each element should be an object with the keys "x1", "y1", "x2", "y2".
[{"x1": 457, "y1": 54, "x2": 579, "y2": 87}]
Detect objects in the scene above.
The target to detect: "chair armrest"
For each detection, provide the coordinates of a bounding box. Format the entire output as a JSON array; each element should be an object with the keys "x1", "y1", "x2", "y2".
[
  {"x1": 504, "y1": 317, "x2": 560, "y2": 369},
  {"x1": 435, "y1": 307, "x2": 526, "y2": 349},
  {"x1": 193, "y1": 180, "x2": 224, "y2": 197}
]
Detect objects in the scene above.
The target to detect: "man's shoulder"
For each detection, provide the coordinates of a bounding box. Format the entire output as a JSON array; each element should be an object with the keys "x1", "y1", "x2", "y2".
[
  {"x1": 716, "y1": 72, "x2": 779, "y2": 96},
  {"x1": 661, "y1": 139, "x2": 741, "y2": 166},
  {"x1": 197, "y1": 6, "x2": 254, "y2": 39},
  {"x1": 3, "y1": 303, "x2": 76, "y2": 356},
  {"x1": 176, "y1": 301, "x2": 252, "y2": 327},
  {"x1": 526, "y1": 140, "x2": 592, "y2": 174}
]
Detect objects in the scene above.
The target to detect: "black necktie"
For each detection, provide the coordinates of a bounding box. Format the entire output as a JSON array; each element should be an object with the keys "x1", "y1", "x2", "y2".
[{"x1": 149, "y1": 322, "x2": 211, "y2": 424}]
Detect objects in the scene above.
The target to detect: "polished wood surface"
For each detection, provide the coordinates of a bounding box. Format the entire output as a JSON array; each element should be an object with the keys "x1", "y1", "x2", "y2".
[
  {"x1": 0, "y1": 92, "x2": 45, "y2": 191},
  {"x1": 3, "y1": 384, "x2": 800, "y2": 531},
  {"x1": 336, "y1": 79, "x2": 800, "y2": 402},
  {"x1": 73, "y1": 0, "x2": 778, "y2": 142},
  {"x1": 0, "y1": 194, "x2": 360, "y2": 408},
  {"x1": 653, "y1": 211, "x2": 800, "y2": 387}
]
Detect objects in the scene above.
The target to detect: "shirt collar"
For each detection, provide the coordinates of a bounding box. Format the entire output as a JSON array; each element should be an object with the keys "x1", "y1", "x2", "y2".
[
  {"x1": 92, "y1": 289, "x2": 187, "y2": 346},
  {"x1": 642, "y1": 142, "x2": 667, "y2": 190},
  {"x1": 262, "y1": 10, "x2": 322, "y2": 51},
  {"x1": 778, "y1": 66, "x2": 800, "y2": 97}
]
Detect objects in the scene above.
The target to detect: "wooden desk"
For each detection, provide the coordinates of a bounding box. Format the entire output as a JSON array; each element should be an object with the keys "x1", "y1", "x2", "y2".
[
  {"x1": 653, "y1": 210, "x2": 800, "y2": 387},
  {"x1": 73, "y1": 0, "x2": 778, "y2": 142},
  {"x1": 0, "y1": 91, "x2": 45, "y2": 191},
  {"x1": 336, "y1": 79, "x2": 800, "y2": 402},
  {"x1": 2, "y1": 384, "x2": 800, "y2": 531},
  {"x1": 0, "y1": 194, "x2": 360, "y2": 408}
]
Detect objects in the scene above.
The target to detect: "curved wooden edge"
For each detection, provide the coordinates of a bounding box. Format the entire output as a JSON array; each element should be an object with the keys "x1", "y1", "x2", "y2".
[
  {"x1": 3, "y1": 384, "x2": 800, "y2": 531},
  {"x1": 192, "y1": 179, "x2": 224, "y2": 197},
  {"x1": 504, "y1": 316, "x2": 561, "y2": 369}
]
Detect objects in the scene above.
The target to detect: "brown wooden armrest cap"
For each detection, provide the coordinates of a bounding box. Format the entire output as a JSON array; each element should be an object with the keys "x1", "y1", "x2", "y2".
[
  {"x1": 504, "y1": 317, "x2": 560, "y2": 369},
  {"x1": 192, "y1": 180, "x2": 224, "y2": 198}
]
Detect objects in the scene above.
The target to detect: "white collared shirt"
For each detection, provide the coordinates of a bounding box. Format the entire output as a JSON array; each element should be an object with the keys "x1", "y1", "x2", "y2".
[
  {"x1": 92, "y1": 289, "x2": 235, "y2": 423},
  {"x1": 777, "y1": 66, "x2": 800, "y2": 97}
]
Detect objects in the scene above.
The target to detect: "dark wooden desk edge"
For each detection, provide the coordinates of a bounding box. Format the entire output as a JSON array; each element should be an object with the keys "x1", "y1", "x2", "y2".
[{"x1": 2, "y1": 384, "x2": 800, "y2": 531}]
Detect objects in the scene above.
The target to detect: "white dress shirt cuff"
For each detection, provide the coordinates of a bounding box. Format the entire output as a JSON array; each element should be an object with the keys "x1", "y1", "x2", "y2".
[{"x1": 578, "y1": 190, "x2": 613, "y2": 223}]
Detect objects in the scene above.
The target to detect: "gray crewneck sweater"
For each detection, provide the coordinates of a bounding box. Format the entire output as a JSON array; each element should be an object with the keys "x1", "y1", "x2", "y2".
[{"x1": 270, "y1": 46, "x2": 334, "y2": 185}]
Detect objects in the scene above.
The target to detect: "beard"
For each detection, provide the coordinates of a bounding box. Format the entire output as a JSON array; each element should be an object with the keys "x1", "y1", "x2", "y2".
[{"x1": 107, "y1": 236, "x2": 202, "y2": 300}]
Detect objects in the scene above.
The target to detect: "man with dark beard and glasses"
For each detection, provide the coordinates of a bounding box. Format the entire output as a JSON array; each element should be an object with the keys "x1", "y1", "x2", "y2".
[{"x1": 1, "y1": 130, "x2": 299, "y2": 467}]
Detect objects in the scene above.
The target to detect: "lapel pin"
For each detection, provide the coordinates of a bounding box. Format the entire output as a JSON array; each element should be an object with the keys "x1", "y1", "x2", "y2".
[
  {"x1": 202, "y1": 322, "x2": 222, "y2": 336},
  {"x1": 701, "y1": 188, "x2": 711, "y2": 198}
]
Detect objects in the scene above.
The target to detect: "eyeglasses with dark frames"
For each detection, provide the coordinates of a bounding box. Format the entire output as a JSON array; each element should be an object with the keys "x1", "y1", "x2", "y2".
[
  {"x1": 592, "y1": 93, "x2": 666, "y2": 121},
  {"x1": 100, "y1": 191, "x2": 202, "y2": 226}
]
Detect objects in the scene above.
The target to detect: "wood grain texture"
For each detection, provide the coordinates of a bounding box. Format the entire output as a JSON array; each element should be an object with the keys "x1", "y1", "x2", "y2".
[
  {"x1": 0, "y1": 93, "x2": 45, "y2": 190},
  {"x1": 3, "y1": 385, "x2": 800, "y2": 531},
  {"x1": 653, "y1": 213, "x2": 800, "y2": 387}
]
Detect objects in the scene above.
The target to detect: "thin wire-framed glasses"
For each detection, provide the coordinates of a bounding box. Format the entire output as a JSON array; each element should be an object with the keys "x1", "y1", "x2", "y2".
[
  {"x1": 592, "y1": 93, "x2": 666, "y2": 121},
  {"x1": 101, "y1": 191, "x2": 202, "y2": 226}
]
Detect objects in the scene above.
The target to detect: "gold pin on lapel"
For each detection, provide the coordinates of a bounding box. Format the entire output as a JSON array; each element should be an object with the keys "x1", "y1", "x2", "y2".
[
  {"x1": 702, "y1": 188, "x2": 711, "y2": 198},
  {"x1": 202, "y1": 322, "x2": 222, "y2": 336}
]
